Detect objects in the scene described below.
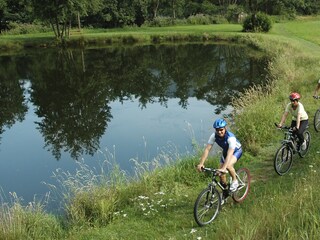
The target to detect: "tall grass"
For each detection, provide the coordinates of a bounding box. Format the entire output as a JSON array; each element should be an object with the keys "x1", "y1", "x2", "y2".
[{"x1": 0, "y1": 192, "x2": 63, "y2": 240}]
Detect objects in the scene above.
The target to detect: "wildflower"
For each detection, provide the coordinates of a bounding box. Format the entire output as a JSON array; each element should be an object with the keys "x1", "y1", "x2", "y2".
[
  {"x1": 155, "y1": 191, "x2": 165, "y2": 195},
  {"x1": 190, "y1": 228, "x2": 197, "y2": 234},
  {"x1": 138, "y1": 195, "x2": 149, "y2": 199}
]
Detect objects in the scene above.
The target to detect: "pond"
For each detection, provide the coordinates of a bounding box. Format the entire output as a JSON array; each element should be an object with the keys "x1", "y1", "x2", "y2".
[{"x1": 0, "y1": 43, "x2": 268, "y2": 210}]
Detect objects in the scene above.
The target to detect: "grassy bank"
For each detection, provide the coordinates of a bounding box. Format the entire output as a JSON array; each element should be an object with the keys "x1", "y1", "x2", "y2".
[
  {"x1": 0, "y1": 24, "x2": 243, "y2": 50},
  {"x1": 1, "y1": 17, "x2": 320, "y2": 239}
]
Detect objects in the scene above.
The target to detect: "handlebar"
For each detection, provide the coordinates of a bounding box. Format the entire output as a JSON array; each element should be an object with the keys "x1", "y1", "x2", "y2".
[
  {"x1": 274, "y1": 123, "x2": 290, "y2": 130},
  {"x1": 200, "y1": 167, "x2": 228, "y2": 174}
]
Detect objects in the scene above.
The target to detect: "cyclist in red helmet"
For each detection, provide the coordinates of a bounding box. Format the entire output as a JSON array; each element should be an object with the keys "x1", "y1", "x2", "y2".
[{"x1": 277, "y1": 92, "x2": 309, "y2": 150}]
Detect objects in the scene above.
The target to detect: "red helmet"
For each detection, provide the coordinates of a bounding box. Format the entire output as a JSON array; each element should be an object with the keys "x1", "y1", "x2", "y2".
[{"x1": 289, "y1": 92, "x2": 300, "y2": 101}]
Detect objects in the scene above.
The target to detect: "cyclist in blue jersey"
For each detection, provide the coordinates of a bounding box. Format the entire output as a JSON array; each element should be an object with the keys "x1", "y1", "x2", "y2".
[{"x1": 197, "y1": 118, "x2": 242, "y2": 192}]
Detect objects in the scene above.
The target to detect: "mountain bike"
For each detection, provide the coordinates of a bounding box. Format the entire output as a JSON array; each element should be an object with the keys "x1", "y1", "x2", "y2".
[
  {"x1": 274, "y1": 124, "x2": 311, "y2": 176},
  {"x1": 193, "y1": 167, "x2": 251, "y2": 226},
  {"x1": 313, "y1": 96, "x2": 320, "y2": 132}
]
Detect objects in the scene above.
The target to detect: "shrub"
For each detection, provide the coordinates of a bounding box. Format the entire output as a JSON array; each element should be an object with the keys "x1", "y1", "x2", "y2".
[
  {"x1": 242, "y1": 12, "x2": 273, "y2": 33},
  {"x1": 66, "y1": 187, "x2": 118, "y2": 227},
  {"x1": 143, "y1": 17, "x2": 175, "y2": 27},
  {"x1": 4, "y1": 22, "x2": 51, "y2": 35},
  {"x1": 211, "y1": 15, "x2": 229, "y2": 24},
  {"x1": 187, "y1": 14, "x2": 213, "y2": 25}
]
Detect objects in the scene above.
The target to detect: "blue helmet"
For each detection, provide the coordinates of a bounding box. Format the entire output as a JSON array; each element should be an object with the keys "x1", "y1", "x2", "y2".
[{"x1": 213, "y1": 118, "x2": 227, "y2": 129}]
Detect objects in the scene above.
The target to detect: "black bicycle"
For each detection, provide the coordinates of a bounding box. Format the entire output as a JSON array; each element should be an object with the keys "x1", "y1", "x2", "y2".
[
  {"x1": 313, "y1": 96, "x2": 320, "y2": 132},
  {"x1": 193, "y1": 167, "x2": 251, "y2": 226},
  {"x1": 274, "y1": 124, "x2": 311, "y2": 176}
]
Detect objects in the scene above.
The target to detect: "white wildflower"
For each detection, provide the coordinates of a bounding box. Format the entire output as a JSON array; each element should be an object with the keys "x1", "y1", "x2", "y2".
[
  {"x1": 138, "y1": 195, "x2": 149, "y2": 199},
  {"x1": 190, "y1": 228, "x2": 197, "y2": 234},
  {"x1": 155, "y1": 191, "x2": 165, "y2": 195}
]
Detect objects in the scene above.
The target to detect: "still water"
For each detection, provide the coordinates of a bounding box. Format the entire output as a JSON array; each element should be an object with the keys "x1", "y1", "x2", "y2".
[{"x1": 0, "y1": 43, "x2": 268, "y2": 209}]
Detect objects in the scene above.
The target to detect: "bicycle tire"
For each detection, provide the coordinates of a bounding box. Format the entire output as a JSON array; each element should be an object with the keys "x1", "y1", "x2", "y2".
[
  {"x1": 232, "y1": 168, "x2": 251, "y2": 203},
  {"x1": 274, "y1": 144, "x2": 293, "y2": 176},
  {"x1": 314, "y1": 109, "x2": 320, "y2": 132},
  {"x1": 193, "y1": 187, "x2": 221, "y2": 226},
  {"x1": 298, "y1": 130, "x2": 311, "y2": 158}
]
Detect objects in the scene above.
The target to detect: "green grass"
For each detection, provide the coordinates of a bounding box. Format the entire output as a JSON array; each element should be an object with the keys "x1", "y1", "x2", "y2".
[{"x1": 1, "y1": 17, "x2": 320, "y2": 239}]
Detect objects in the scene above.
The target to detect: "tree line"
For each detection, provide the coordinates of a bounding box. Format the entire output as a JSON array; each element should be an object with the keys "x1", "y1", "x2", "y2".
[{"x1": 0, "y1": 0, "x2": 319, "y2": 38}]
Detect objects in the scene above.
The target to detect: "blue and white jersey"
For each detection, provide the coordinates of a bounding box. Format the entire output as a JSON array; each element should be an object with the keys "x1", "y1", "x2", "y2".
[{"x1": 208, "y1": 130, "x2": 242, "y2": 157}]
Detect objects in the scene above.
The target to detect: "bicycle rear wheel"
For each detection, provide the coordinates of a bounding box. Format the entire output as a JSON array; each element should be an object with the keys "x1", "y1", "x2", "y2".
[
  {"x1": 194, "y1": 187, "x2": 221, "y2": 226},
  {"x1": 298, "y1": 130, "x2": 311, "y2": 158},
  {"x1": 314, "y1": 109, "x2": 320, "y2": 132},
  {"x1": 232, "y1": 168, "x2": 251, "y2": 203},
  {"x1": 274, "y1": 144, "x2": 293, "y2": 176}
]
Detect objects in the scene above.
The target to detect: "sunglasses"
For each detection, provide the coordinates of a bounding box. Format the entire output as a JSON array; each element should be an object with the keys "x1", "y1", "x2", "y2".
[{"x1": 215, "y1": 128, "x2": 225, "y2": 132}]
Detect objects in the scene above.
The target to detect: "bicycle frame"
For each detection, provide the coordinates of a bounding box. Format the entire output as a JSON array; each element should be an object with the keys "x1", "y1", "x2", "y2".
[
  {"x1": 204, "y1": 168, "x2": 245, "y2": 195},
  {"x1": 278, "y1": 126, "x2": 298, "y2": 152}
]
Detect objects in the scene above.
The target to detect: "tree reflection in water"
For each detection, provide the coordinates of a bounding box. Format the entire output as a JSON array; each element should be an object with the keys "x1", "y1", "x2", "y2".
[
  {"x1": 0, "y1": 56, "x2": 28, "y2": 142},
  {"x1": 0, "y1": 43, "x2": 268, "y2": 160}
]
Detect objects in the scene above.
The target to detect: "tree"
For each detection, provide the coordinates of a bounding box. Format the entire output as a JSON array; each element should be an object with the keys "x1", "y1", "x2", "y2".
[
  {"x1": 31, "y1": 0, "x2": 103, "y2": 39},
  {"x1": 0, "y1": 0, "x2": 7, "y2": 32}
]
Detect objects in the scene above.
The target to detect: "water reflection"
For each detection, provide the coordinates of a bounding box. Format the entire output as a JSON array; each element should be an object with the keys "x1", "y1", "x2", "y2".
[
  {"x1": 0, "y1": 56, "x2": 28, "y2": 141},
  {"x1": 0, "y1": 43, "x2": 267, "y2": 161}
]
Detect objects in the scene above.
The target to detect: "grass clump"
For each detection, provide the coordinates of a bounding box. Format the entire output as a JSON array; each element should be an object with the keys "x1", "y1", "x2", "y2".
[{"x1": 0, "y1": 192, "x2": 63, "y2": 240}]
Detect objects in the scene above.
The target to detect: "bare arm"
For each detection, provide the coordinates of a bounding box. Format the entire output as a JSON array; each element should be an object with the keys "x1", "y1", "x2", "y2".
[
  {"x1": 197, "y1": 144, "x2": 213, "y2": 171},
  {"x1": 279, "y1": 111, "x2": 289, "y2": 127}
]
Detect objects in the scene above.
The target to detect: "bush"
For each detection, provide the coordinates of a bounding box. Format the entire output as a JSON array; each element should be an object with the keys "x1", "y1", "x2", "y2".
[
  {"x1": 143, "y1": 17, "x2": 175, "y2": 27},
  {"x1": 211, "y1": 15, "x2": 229, "y2": 24},
  {"x1": 187, "y1": 14, "x2": 213, "y2": 25},
  {"x1": 242, "y1": 12, "x2": 273, "y2": 33},
  {"x1": 3, "y1": 22, "x2": 51, "y2": 35}
]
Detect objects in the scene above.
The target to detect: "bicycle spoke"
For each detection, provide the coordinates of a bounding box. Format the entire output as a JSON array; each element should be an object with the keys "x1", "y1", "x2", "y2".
[
  {"x1": 232, "y1": 168, "x2": 250, "y2": 203},
  {"x1": 314, "y1": 109, "x2": 320, "y2": 132},
  {"x1": 298, "y1": 130, "x2": 311, "y2": 158},
  {"x1": 194, "y1": 188, "x2": 220, "y2": 226},
  {"x1": 274, "y1": 145, "x2": 293, "y2": 175}
]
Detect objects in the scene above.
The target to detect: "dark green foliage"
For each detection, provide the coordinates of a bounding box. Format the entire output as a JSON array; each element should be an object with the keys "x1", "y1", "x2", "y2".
[
  {"x1": 143, "y1": 16, "x2": 175, "y2": 27},
  {"x1": 5, "y1": 22, "x2": 50, "y2": 34},
  {"x1": 242, "y1": 12, "x2": 272, "y2": 33}
]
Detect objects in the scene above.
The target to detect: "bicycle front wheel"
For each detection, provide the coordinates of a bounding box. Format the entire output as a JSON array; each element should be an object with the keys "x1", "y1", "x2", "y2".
[
  {"x1": 232, "y1": 168, "x2": 251, "y2": 203},
  {"x1": 274, "y1": 144, "x2": 293, "y2": 176},
  {"x1": 298, "y1": 130, "x2": 311, "y2": 158},
  {"x1": 314, "y1": 109, "x2": 320, "y2": 132},
  {"x1": 193, "y1": 187, "x2": 221, "y2": 226}
]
